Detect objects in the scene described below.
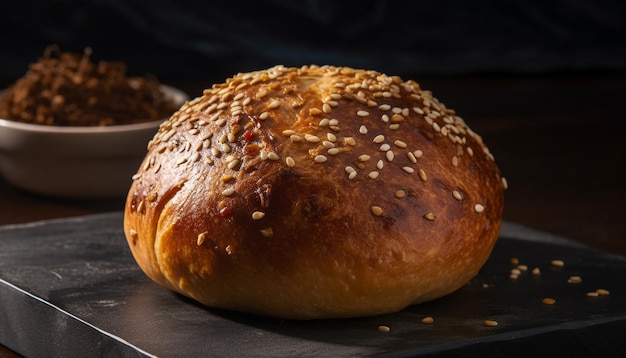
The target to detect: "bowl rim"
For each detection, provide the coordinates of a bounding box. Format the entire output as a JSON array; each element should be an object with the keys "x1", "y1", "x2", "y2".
[
  {"x1": 0, "y1": 116, "x2": 165, "y2": 134},
  {"x1": 0, "y1": 84, "x2": 187, "y2": 134}
]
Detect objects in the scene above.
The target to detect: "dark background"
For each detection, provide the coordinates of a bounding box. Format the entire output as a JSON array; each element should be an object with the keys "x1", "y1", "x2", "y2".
[{"x1": 1, "y1": 0, "x2": 625, "y2": 84}]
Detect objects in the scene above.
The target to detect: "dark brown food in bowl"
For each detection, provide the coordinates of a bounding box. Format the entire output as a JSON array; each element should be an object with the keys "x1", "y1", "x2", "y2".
[{"x1": 0, "y1": 46, "x2": 180, "y2": 126}]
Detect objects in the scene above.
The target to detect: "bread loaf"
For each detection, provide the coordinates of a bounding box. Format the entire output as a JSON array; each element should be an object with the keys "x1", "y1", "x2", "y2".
[{"x1": 124, "y1": 65, "x2": 506, "y2": 319}]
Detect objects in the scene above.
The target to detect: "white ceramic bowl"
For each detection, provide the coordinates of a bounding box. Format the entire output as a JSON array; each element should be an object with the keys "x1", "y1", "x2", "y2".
[{"x1": 0, "y1": 85, "x2": 188, "y2": 198}]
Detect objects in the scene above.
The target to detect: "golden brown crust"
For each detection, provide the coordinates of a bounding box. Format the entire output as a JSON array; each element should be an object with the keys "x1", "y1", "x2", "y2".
[{"x1": 124, "y1": 65, "x2": 506, "y2": 319}]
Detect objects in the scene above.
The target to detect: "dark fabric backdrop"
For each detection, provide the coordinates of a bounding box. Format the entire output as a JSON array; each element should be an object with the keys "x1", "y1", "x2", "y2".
[{"x1": 1, "y1": 0, "x2": 625, "y2": 84}]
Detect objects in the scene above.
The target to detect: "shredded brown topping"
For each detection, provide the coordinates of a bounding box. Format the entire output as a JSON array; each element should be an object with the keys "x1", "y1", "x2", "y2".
[{"x1": 0, "y1": 46, "x2": 180, "y2": 126}]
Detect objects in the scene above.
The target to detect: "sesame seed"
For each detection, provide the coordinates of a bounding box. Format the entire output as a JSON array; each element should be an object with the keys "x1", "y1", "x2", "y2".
[
  {"x1": 532, "y1": 267, "x2": 541, "y2": 276},
  {"x1": 391, "y1": 114, "x2": 404, "y2": 123},
  {"x1": 205, "y1": 103, "x2": 218, "y2": 114},
  {"x1": 424, "y1": 212, "x2": 436, "y2": 221},
  {"x1": 368, "y1": 171, "x2": 380, "y2": 179},
  {"x1": 406, "y1": 152, "x2": 417, "y2": 163},
  {"x1": 568, "y1": 276, "x2": 582, "y2": 283},
  {"x1": 252, "y1": 211, "x2": 265, "y2": 220},
  {"x1": 377, "y1": 325, "x2": 390, "y2": 333},
  {"x1": 345, "y1": 166, "x2": 356, "y2": 174},
  {"x1": 222, "y1": 188, "x2": 235, "y2": 196},
  {"x1": 282, "y1": 129, "x2": 296, "y2": 136},
  {"x1": 395, "y1": 190, "x2": 406, "y2": 198},
  {"x1": 227, "y1": 159, "x2": 240, "y2": 169},
  {"x1": 319, "y1": 118, "x2": 330, "y2": 126},
  {"x1": 474, "y1": 204, "x2": 485, "y2": 213},
  {"x1": 376, "y1": 160, "x2": 384, "y2": 170},
  {"x1": 587, "y1": 292, "x2": 599, "y2": 297},
  {"x1": 309, "y1": 108, "x2": 322, "y2": 115},
  {"x1": 542, "y1": 298, "x2": 556, "y2": 305},
  {"x1": 452, "y1": 190, "x2": 463, "y2": 200},
  {"x1": 373, "y1": 135, "x2": 385, "y2": 143},
  {"x1": 379, "y1": 143, "x2": 391, "y2": 151},
  {"x1": 260, "y1": 227, "x2": 274, "y2": 237},
  {"x1": 322, "y1": 140, "x2": 335, "y2": 149},
  {"x1": 257, "y1": 88, "x2": 268, "y2": 98},
  {"x1": 421, "y1": 316, "x2": 434, "y2": 324},
  {"x1": 286, "y1": 156, "x2": 296, "y2": 167},
  {"x1": 268, "y1": 152, "x2": 280, "y2": 161},
  {"x1": 359, "y1": 154, "x2": 371, "y2": 162},
  {"x1": 394, "y1": 140, "x2": 407, "y2": 148},
  {"x1": 344, "y1": 137, "x2": 356, "y2": 146},
  {"x1": 359, "y1": 125, "x2": 368, "y2": 134},
  {"x1": 305, "y1": 134, "x2": 321, "y2": 143},
  {"x1": 452, "y1": 156, "x2": 459, "y2": 167},
  {"x1": 403, "y1": 166, "x2": 415, "y2": 174},
  {"x1": 290, "y1": 135, "x2": 302, "y2": 142},
  {"x1": 197, "y1": 232, "x2": 207, "y2": 246},
  {"x1": 268, "y1": 100, "x2": 281, "y2": 109},
  {"x1": 596, "y1": 289, "x2": 610, "y2": 296},
  {"x1": 327, "y1": 148, "x2": 341, "y2": 155},
  {"x1": 327, "y1": 133, "x2": 337, "y2": 142},
  {"x1": 518, "y1": 265, "x2": 528, "y2": 271},
  {"x1": 371, "y1": 206, "x2": 384, "y2": 216},
  {"x1": 551, "y1": 259, "x2": 565, "y2": 267},
  {"x1": 379, "y1": 104, "x2": 391, "y2": 111},
  {"x1": 413, "y1": 150, "x2": 423, "y2": 158},
  {"x1": 322, "y1": 103, "x2": 332, "y2": 113},
  {"x1": 418, "y1": 169, "x2": 427, "y2": 182},
  {"x1": 314, "y1": 155, "x2": 328, "y2": 163},
  {"x1": 259, "y1": 149, "x2": 268, "y2": 160},
  {"x1": 259, "y1": 112, "x2": 270, "y2": 120},
  {"x1": 386, "y1": 150, "x2": 395, "y2": 162},
  {"x1": 484, "y1": 320, "x2": 498, "y2": 327}
]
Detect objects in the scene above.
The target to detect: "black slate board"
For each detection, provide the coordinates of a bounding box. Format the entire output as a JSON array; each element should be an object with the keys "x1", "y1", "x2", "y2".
[{"x1": 1, "y1": 212, "x2": 625, "y2": 357}]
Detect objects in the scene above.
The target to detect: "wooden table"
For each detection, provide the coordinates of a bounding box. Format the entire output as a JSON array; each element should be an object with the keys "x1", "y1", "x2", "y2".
[{"x1": 1, "y1": 73, "x2": 624, "y2": 357}]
